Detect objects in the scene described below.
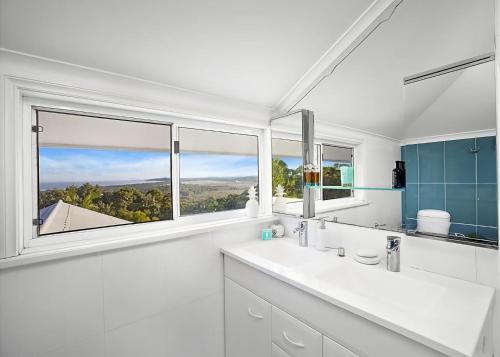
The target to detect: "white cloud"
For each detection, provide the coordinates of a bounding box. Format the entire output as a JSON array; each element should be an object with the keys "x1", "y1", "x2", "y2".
[{"x1": 40, "y1": 154, "x2": 170, "y2": 182}]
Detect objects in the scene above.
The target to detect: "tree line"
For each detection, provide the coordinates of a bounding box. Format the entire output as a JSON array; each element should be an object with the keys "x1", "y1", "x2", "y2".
[{"x1": 39, "y1": 183, "x2": 249, "y2": 222}]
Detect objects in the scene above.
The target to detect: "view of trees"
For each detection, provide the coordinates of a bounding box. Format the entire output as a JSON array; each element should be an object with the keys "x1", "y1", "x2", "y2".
[
  {"x1": 322, "y1": 165, "x2": 352, "y2": 200},
  {"x1": 272, "y1": 158, "x2": 352, "y2": 200},
  {"x1": 272, "y1": 158, "x2": 303, "y2": 198},
  {"x1": 40, "y1": 183, "x2": 173, "y2": 222},
  {"x1": 40, "y1": 182, "x2": 252, "y2": 223}
]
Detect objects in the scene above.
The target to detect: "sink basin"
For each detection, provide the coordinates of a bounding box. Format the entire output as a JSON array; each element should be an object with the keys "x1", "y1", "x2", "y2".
[
  {"x1": 231, "y1": 238, "x2": 327, "y2": 268},
  {"x1": 313, "y1": 262, "x2": 446, "y2": 315}
]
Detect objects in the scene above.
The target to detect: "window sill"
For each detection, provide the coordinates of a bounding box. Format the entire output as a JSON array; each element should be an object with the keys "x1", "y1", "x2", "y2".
[
  {"x1": 315, "y1": 199, "x2": 369, "y2": 214},
  {"x1": 0, "y1": 215, "x2": 278, "y2": 269},
  {"x1": 281, "y1": 199, "x2": 369, "y2": 216}
]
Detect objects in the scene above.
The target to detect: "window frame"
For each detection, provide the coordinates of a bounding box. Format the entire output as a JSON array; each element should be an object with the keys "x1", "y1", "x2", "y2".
[
  {"x1": 21, "y1": 97, "x2": 265, "y2": 251},
  {"x1": 33, "y1": 107, "x2": 175, "y2": 237},
  {"x1": 176, "y1": 126, "x2": 260, "y2": 217},
  {"x1": 319, "y1": 143, "x2": 355, "y2": 201}
]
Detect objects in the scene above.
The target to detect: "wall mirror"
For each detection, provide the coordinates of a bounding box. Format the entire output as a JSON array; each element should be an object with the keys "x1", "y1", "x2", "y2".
[
  {"x1": 271, "y1": 110, "x2": 316, "y2": 218},
  {"x1": 281, "y1": 0, "x2": 497, "y2": 247}
]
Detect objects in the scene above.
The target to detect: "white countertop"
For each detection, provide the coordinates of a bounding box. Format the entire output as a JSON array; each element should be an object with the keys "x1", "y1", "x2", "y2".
[{"x1": 221, "y1": 238, "x2": 495, "y2": 357}]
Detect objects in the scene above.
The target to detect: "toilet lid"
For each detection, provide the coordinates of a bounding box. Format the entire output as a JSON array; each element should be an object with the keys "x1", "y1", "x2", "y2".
[
  {"x1": 355, "y1": 249, "x2": 378, "y2": 258},
  {"x1": 417, "y1": 209, "x2": 450, "y2": 219}
]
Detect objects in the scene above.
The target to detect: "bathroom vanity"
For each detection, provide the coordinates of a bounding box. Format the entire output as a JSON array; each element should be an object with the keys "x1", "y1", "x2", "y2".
[{"x1": 222, "y1": 239, "x2": 494, "y2": 357}]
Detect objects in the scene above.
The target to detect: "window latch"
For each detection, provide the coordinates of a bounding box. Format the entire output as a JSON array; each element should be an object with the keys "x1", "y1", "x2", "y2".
[
  {"x1": 32, "y1": 125, "x2": 43, "y2": 133},
  {"x1": 32, "y1": 218, "x2": 44, "y2": 226},
  {"x1": 173, "y1": 140, "x2": 180, "y2": 154}
]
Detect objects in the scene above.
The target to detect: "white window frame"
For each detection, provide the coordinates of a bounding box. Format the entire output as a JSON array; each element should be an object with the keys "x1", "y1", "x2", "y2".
[
  {"x1": 318, "y1": 143, "x2": 355, "y2": 201},
  {"x1": 175, "y1": 125, "x2": 260, "y2": 218},
  {"x1": 10, "y1": 82, "x2": 267, "y2": 254},
  {"x1": 316, "y1": 137, "x2": 368, "y2": 205}
]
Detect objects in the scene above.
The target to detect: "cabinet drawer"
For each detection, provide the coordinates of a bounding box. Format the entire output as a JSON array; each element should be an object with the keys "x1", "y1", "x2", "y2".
[
  {"x1": 272, "y1": 343, "x2": 291, "y2": 357},
  {"x1": 225, "y1": 278, "x2": 272, "y2": 357},
  {"x1": 272, "y1": 306, "x2": 322, "y2": 357},
  {"x1": 323, "y1": 336, "x2": 358, "y2": 357}
]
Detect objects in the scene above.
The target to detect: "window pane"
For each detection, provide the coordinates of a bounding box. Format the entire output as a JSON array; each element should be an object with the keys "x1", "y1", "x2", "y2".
[
  {"x1": 179, "y1": 128, "x2": 259, "y2": 215},
  {"x1": 37, "y1": 111, "x2": 172, "y2": 236},
  {"x1": 322, "y1": 145, "x2": 352, "y2": 200},
  {"x1": 272, "y1": 138, "x2": 303, "y2": 199}
]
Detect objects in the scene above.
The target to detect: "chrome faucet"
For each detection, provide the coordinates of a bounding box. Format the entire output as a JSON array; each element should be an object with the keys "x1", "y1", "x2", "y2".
[
  {"x1": 293, "y1": 220, "x2": 308, "y2": 247},
  {"x1": 386, "y1": 236, "x2": 401, "y2": 272}
]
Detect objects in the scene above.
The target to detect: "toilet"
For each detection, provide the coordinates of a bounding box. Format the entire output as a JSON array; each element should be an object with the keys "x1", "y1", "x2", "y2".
[{"x1": 416, "y1": 209, "x2": 451, "y2": 235}]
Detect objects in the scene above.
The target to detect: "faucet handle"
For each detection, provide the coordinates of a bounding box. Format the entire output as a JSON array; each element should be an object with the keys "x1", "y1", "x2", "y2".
[
  {"x1": 293, "y1": 220, "x2": 307, "y2": 232},
  {"x1": 387, "y1": 236, "x2": 401, "y2": 249}
]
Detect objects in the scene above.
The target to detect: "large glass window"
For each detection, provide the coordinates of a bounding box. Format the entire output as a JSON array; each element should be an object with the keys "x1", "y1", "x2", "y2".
[
  {"x1": 322, "y1": 144, "x2": 353, "y2": 200},
  {"x1": 179, "y1": 128, "x2": 259, "y2": 215},
  {"x1": 36, "y1": 110, "x2": 172, "y2": 235}
]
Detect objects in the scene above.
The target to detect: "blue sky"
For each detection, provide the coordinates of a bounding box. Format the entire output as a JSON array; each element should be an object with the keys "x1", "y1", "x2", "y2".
[
  {"x1": 279, "y1": 157, "x2": 302, "y2": 169},
  {"x1": 40, "y1": 147, "x2": 258, "y2": 183}
]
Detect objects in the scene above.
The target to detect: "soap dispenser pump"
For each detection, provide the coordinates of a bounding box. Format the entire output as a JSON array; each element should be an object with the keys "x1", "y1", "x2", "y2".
[{"x1": 316, "y1": 217, "x2": 328, "y2": 251}]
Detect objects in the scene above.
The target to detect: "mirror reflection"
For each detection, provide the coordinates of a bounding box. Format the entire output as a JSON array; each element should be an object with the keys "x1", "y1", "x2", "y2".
[
  {"x1": 402, "y1": 58, "x2": 497, "y2": 244},
  {"x1": 282, "y1": 0, "x2": 497, "y2": 246}
]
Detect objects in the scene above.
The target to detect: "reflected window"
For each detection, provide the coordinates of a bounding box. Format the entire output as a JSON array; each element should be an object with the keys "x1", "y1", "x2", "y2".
[
  {"x1": 272, "y1": 138, "x2": 304, "y2": 199},
  {"x1": 322, "y1": 145, "x2": 353, "y2": 200},
  {"x1": 36, "y1": 110, "x2": 172, "y2": 236},
  {"x1": 179, "y1": 128, "x2": 259, "y2": 215}
]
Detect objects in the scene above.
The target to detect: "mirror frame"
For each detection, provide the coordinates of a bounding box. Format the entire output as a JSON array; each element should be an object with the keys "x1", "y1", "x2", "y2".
[{"x1": 270, "y1": 109, "x2": 316, "y2": 218}]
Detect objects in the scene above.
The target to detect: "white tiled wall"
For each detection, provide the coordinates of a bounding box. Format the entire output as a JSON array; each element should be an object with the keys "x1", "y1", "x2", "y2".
[
  {"x1": 280, "y1": 215, "x2": 500, "y2": 356},
  {"x1": 0, "y1": 222, "x2": 266, "y2": 357}
]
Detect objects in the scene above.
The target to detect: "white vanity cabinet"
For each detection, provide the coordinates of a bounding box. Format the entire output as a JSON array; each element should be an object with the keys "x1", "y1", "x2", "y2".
[
  {"x1": 272, "y1": 306, "x2": 322, "y2": 357},
  {"x1": 273, "y1": 343, "x2": 292, "y2": 357},
  {"x1": 225, "y1": 277, "x2": 355, "y2": 357},
  {"x1": 225, "y1": 278, "x2": 272, "y2": 357},
  {"x1": 323, "y1": 336, "x2": 359, "y2": 357},
  {"x1": 223, "y1": 254, "x2": 457, "y2": 357}
]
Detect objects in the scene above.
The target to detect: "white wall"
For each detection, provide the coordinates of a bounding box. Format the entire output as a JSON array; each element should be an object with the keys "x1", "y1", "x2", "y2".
[{"x1": 0, "y1": 222, "x2": 269, "y2": 357}]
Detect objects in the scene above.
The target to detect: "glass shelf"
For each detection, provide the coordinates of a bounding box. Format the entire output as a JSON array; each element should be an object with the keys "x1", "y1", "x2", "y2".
[{"x1": 305, "y1": 185, "x2": 405, "y2": 191}]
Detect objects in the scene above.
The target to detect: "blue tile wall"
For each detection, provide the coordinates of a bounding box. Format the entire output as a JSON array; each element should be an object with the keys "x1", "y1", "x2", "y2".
[
  {"x1": 418, "y1": 142, "x2": 444, "y2": 183},
  {"x1": 402, "y1": 136, "x2": 497, "y2": 243}
]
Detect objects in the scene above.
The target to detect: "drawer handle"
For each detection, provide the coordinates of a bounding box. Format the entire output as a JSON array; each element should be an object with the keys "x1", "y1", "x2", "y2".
[
  {"x1": 247, "y1": 307, "x2": 264, "y2": 319},
  {"x1": 282, "y1": 331, "x2": 305, "y2": 348}
]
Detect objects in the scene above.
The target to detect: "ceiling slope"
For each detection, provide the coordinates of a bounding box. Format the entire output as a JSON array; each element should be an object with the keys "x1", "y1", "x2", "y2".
[{"x1": 0, "y1": 0, "x2": 373, "y2": 107}]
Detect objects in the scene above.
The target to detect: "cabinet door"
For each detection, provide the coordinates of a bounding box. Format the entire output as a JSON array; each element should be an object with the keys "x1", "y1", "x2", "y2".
[
  {"x1": 323, "y1": 336, "x2": 358, "y2": 357},
  {"x1": 273, "y1": 343, "x2": 292, "y2": 357},
  {"x1": 225, "y1": 278, "x2": 272, "y2": 357},
  {"x1": 272, "y1": 306, "x2": 322, "y2": 357}
]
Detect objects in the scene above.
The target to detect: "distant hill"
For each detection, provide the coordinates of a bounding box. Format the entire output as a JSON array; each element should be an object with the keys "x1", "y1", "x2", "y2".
[{"x1": 41, "y1": 176, "x2": 258, "y2": 191}]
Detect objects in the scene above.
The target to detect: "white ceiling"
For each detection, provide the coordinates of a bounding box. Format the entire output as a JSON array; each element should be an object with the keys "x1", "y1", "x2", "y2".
[
  {"x1": 299, "y1": 0, "x2": 496, "y2": 139},
  {"x1": 0, "y1": 0, "x2": 374, "y2": 107},
  {"x1": 403, "y1": 61, "x2": 496, "y2": 140}
]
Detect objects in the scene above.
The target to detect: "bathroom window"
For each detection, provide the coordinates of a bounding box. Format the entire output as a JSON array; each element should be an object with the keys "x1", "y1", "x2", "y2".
[
  {"x1": 35, "y1": 110, "x2": 173, "y2": 236},
  {"x1": 321, "y1": 144, "x2": 353, "y2": 200},
  {"x1": 178, "y1": 128, "x2": 259, "y2": 215},
  {"x1": 272, "y1": 138, "x2": 304, "y2": 200}
]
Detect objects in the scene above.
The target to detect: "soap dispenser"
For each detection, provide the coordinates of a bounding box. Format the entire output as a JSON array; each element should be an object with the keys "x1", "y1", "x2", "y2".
[{"x1": 316, "y1": 218, "x2": 328, "y2": 251}]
